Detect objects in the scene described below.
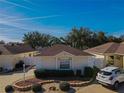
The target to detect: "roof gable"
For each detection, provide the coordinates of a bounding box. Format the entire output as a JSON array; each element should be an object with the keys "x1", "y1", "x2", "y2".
[
  {"x1": 55, "y1": 51, "x2": 75, "y2": 57},
  {"x1": 39, "y1": 44, "x2": 92, "y2": 56},
  {"x1": 85, "y1": 42, "x2": 124, "y2": 55}
]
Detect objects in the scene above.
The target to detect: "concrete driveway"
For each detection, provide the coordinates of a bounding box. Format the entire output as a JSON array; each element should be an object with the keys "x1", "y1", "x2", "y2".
[
  {"x1": 77, "y1": 82, "x2": 124, "y2": 93},
  {"x1": 0, "y1": 69, "x2": 34, "y2": 93},
  {"x1": 1, "y1": 70, "x2": 124, "y2": 93}
]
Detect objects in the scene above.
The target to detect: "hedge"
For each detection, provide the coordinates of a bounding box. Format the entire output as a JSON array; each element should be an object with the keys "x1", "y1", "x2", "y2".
[{"x1": 34, "y1": 69, "x2": 74, "y2": 78}]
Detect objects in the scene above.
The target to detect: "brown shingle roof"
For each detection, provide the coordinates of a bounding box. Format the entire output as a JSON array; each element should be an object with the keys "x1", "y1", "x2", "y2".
[
  {"x1": 85, "y1": 42, "x2": 124, "y2": 55},
  {"x1": 4, "y1": 44, "x2": 35, "y2": 54},
  {"x1": 0, "y1": 44, "x2": 35, "y2": 55},
  {"x1": 0, "y1": 44, "x2": 11, "y2": 55},
  {"x1": 116, "y1": 44, "x2": 124, "y2": 55},
  {"x1": 38, "y1": 44, "x2": 93, "y2": 56}
]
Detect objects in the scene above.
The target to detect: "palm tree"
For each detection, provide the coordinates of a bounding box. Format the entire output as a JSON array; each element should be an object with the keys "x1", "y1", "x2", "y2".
[{"x1": 23, "y1": 31, "x2": 52, "y2": 48}]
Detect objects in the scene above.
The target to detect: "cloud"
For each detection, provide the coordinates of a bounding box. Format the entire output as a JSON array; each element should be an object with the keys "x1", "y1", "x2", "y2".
[
  {"x1": 8, "y1": 15, "x2": 62, "y2": 21},
  {"x1": 0, "y1": 0, "x2": 33, "y2": 10},
  {"x1": 0, "y1": 35, "x2": 21, "y2": 42}
]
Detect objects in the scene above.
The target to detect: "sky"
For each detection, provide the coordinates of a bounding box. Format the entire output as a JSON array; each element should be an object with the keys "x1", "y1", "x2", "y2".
[{"x1": 0, "y1": 0, "x2": 124, "y2": 42}]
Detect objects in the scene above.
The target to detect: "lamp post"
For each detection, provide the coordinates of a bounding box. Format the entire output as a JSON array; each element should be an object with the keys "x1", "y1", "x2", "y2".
[{"x1": 23, "y1": 63, "x2": 26, "y2": 83}]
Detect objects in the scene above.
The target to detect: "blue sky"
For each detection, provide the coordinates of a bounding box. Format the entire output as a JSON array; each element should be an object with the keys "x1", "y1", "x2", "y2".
[{"x1": 0, "y1": 0, "x2": 124, "y2": 42}]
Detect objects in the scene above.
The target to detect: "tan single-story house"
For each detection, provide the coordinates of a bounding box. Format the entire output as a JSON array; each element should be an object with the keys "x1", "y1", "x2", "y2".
[
  {"x1": 0, "y1": 44, "x2": 38, "y2": 70},
  {"x1": 85, "y1": 42, "x2": 124, "y2": 69},
  {"x1": 33, "y1": 44, "x2": 94, "y2": 74}
]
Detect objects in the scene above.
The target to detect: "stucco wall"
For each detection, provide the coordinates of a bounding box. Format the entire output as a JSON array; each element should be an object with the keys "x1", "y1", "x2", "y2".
[
  {"x1": 34, "y1": 51, "x2": 94, "y2": 75},
  {"x1": 87, "y1": 53, "x2": 105, "y2": 68},
  {"x1": 0, "y1": 51, "x2": 37, "y2": 70},
  {"x1": 0, "y1": 55, "x2": 17, "y2": 70},
  {"x1": 34, "y1": 56, "x2": 56, "y2": 69}
]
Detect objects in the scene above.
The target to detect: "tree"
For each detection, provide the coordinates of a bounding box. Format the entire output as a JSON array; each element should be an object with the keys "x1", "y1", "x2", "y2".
[
  {"x1": 23, "y1": 31, "x2": 62, "y2": 48},
  {"x1": 62, "y1": 27, "x2": 94, "y2": 49},
  {"x1": 120, "y1": 35, "x2": 124, "y2": 41},
  {"x1": 108, "y1": 35, "x2": 122, "y2": 43},
  {"x1": 49, "y1": 37, "x2": 62, "y2": 45},
  {"x1": 0, "y1": 40, "x2": 5, "y2": 44},
  {"x1": 23, "y1": 31, "x2": 52, "y2": 48},
  {"x1": 97, "y1": 31, "x2": 107, "y2": 44},
  {"x1": 22, "y1": 27, "x2": 124, "y2": 50}
]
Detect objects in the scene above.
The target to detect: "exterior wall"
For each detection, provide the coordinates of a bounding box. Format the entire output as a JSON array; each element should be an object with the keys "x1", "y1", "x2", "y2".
[
  {"x1": 123, "y1": 56, "x2": 124, "y2": 69},
  {"x1": 16, "y1": 51, "x2": 39, "y2": 65},
  {"x1": 34, "y1": 56, "x2": 56, "y2": 69},
  {"x1": 105, "y1": 55, "x2": 124, "y2": 68},
  {"x1": 17, "y1": 51, "x2": 38, "y2": 57},
  {"x1": 34, "y1": 51, "x2": 94, "y2": 75},
  {"x1": 0, "y1": 51, "x2": 38, "y2": 70},
  {"x1": 114, "y1": 55, "x2": 123, "y2": 68},
  {"x1": 87, "y1": 53, "x2": 105, "y2": 68},
  {"x1": 0, "y1": 55, "x2": 17, "y2": 70},
  {"x1": 72, "y1": 56, "x2": 93, "y2": 74}
]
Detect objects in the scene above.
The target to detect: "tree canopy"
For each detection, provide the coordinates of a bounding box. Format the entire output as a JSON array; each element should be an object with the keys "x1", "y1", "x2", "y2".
[{"x1": 22, "y1": 27, "x2": 123, "y2": 49}]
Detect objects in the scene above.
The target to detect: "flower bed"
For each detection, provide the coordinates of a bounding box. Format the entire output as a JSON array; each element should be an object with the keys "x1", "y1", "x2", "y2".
[
  {"x1": 13, "y1": 77, "x2": 91, "y2": 91},
  {"x1": 13, "y1": 78, "x2": 54, "y2": 91}
]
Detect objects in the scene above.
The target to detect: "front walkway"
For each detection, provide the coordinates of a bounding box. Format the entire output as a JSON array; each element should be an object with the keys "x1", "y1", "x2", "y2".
[{"x1": 0, "y1": 69, "x2": 35, "y2": 93}]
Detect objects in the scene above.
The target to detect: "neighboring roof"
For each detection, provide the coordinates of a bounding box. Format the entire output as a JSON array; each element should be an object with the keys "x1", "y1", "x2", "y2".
[
  {"x1": 101, "y1": 66, "x2": 119, "y2": 72},
  {"x1": 38, "y1": 44, "x2": 93, "y2": 56},
  {"x1": 85, "y1": 42, "x2": 124, "y2": 55},
  {"x1": 0, "y1": 44, "x2": 35, "y2": 55},
  {"x1": 0, "y1": 44, "x2": 11, "y2": 55}
]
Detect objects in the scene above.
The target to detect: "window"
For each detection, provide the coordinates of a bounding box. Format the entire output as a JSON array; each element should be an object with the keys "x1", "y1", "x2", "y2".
[
  {"x1": 99, "y1": 71, "x2": 112, "y2": 76},
  {"x1": 114, "y1": 69, "x2": 121, "y2": 74},
  {"x1": 59, "y1": 58, "x2": 71, "y2": 69}
]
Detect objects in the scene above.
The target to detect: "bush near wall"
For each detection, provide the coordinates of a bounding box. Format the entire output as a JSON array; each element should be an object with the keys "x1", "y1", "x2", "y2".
[
  {"x1": 84, "y1": 67, "x2": 94, "y2": 78},
  {"x1": 34, "y1": 69, "x2": 75, "y2": 78},
  {"x1": 92, "y1": 66, "x2": 100, "y2": 79},
  {"x1": 83, "y1": 66, "x2": 100, "y2": 79}
]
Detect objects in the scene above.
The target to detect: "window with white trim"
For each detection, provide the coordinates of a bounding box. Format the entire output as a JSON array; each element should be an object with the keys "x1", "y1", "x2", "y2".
[{"x1": 59, "y1": 58, "x2": 72, "y2": 69}]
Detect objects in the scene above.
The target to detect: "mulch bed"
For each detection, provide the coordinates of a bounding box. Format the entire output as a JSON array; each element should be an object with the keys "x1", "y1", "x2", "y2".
[
  {"x1": 13, "y1": 77, "x2": 91, "y2": 91},
  {"x1": 15, "y1": 78, "x2": 41, "y2": 87}
]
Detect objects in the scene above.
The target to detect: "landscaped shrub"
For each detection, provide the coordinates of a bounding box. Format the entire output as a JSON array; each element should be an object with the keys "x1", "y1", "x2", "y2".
[
  {"x1": 34, "y1": 69, "x2": 46, "y2": 78},
  {"x1": 45, "y1": 70, "x2": 74, "y2": 77},
  {"x1": 84, "y1": 66, "x2": 94, "y2": 78},
  {"x1": 93, "y1": 66, "x2": 100, "y2": 78},
  {"x1": 32, "y1": 84, "x2": 42, "y2": 93},
  {"x1": 5, "y1": 85, "x2": 14, "y2": 93},
  {"x1": 15, "y1": 60, "x2": 24, "y2": 69},
  {"x1": 34, "y1": 69, "x2": 74, "y2": 78},
  {"x1": 59, "y1": 81, "x2": 70, "y2": 91},
  {"x1": 0, "y1": 67, "x2": 3, "y2": 72},
  {"x1": 76, "y1": 69, "x2": 82, "y2": 76}
]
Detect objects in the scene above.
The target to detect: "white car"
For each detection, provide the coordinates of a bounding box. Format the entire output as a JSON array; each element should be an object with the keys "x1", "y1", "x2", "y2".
[{"x1": 96, "y1": 66, "x2": 124, "y2": 89}]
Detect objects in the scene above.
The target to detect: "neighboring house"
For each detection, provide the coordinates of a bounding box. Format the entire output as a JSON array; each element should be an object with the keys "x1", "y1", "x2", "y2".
[
  {"x1": 0, "y1": 44, "x2": 37, "y2": 70},
  {"x1": 34, "y1": 44, "x2": 94, "y2": 75},
  {"x1": 85, "y1": 42, "x2": 124, "y2": 68}
]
